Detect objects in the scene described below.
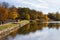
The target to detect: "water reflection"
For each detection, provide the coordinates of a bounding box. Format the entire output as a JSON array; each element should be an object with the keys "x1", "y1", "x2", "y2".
[
  {"x1": 48, "y1": 23, "x2": 60, "y2": 29},
  {"x1": 2, "y1": 21, "x2": 60, "y2": 40}
]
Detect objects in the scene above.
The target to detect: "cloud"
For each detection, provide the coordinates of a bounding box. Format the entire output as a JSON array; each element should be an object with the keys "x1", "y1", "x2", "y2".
[
  {"x1": 37, "y1": 0, "x2": 45, "y2": 2},
  {"x1": 47, "y1": 0, "x2": 60, "y2": 5},
  {"x1": 0, "y1": 0, "x2": 60, "y2": 14},
  {"x1": 21, "y1": 1, "x2": 48, "y2": 9},
  {"x1": 12, "y1": 30, "x2": 49, "y2": 40}
]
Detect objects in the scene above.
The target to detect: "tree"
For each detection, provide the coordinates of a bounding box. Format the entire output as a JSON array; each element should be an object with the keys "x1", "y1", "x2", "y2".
[
  {"x1": 26, "y1": 14, "x2": 30, "y2": 20},
  {"x1": 8, "y1": 6, "x2": 18, "y2": 20},
  {"x1": 44, "y1": 14, "x2": 49, "y2": 21},
  {"x1": 0, "y1": 7, "x2": 8, "y2": 21},
  {"x1": 48, "y1": 12, "x2": 60, "y2": 21}
]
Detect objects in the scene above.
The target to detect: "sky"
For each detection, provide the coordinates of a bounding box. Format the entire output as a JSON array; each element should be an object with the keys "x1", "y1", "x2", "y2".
[{"x1": 0, "y1": 0, "x2": 60, "y2": 14}]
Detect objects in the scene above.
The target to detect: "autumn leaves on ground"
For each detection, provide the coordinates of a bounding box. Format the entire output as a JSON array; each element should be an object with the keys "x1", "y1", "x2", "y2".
[{"x1": 0, "y1": 2, "x2": 60, "y2": 30}]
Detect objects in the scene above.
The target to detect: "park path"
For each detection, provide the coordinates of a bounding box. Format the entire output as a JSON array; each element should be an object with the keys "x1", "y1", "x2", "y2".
[{"x1": 0, "y1": 22, "x2": 12, "y2": 26}]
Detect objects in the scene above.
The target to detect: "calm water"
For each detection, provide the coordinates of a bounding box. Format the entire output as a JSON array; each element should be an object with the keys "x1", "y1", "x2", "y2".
[{"x1": 2, "y1": 21, "x2": 60, "y2": 40}]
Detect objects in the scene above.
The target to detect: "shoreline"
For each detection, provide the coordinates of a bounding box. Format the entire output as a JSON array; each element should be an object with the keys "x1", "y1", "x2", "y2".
[{"x1": 0, "y1": 20, "x2": 29, "y2": 39}]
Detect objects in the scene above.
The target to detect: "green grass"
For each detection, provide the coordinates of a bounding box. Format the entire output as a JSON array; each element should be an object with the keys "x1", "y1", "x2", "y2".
[
  {"x1": 0, "y1": 23, "x2": 17, "y2": 30},
  {"x1": 0, "y1": 20, "x2": 29, "y2": 30}
]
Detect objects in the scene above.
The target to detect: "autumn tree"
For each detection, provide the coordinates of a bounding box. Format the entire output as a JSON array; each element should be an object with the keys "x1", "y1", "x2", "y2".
[
  {"x1": 48, "y1": 12, "x2": 60, "y2": 21},
  {"x1": 26, "y1": 13, "x2": 30, "y2": 20},
  {"x1": 17, "y1": 8, "x2": 30, "y2": 20},
  {"x1": 8, "y1": 6, "x2": 18, "y2": 20},
  {"x1": 55, "y1": 12, "x2": 60, "y2": 21},
  {"x1": 0, "y1": 6, "x2": 8, "y2": 24},
  {"x1": 0, "y1": 7, "x2": 8, "y2": 21},
  {"x1": 44, "y1": 14, "x2": 49, "y2": 21}
]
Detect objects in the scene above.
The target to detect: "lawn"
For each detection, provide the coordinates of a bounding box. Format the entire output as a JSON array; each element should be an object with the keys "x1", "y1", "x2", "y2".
[
  {"x1": 0, "y1": 23, "x2": 18, "y2": 30},
  {"x1": 0, "y1": 20, "x2": 29, "y2": 30}
]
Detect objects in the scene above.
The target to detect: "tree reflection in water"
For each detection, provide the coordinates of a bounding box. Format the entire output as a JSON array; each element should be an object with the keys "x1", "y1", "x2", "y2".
[{"x1": 18, "y1": 21, "x2": 60, "y2": 35}]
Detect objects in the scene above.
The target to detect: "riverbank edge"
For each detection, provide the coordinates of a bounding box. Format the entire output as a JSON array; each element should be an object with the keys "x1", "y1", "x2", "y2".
[{"x1": 0, "y1": 20, "x2": 30, "y2": 39}]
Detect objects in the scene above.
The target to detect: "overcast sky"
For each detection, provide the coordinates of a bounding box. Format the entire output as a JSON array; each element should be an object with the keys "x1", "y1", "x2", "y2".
[{"x1": 0, "y1": 0, "x2": 60, "y2": 14}]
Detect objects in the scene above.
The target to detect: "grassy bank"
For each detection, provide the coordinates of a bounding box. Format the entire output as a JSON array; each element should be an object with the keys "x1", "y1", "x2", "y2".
[
  {"x1": 0, "y1": 23, "x2": 17, "y2": 30},
  {"x1": 0, "y1": 20, "x2": 29, "y2": 30}
]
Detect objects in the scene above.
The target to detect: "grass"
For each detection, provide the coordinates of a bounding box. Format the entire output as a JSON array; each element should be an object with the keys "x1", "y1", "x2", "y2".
[
  {"x1": 0, "y1": 20, "x2": 29, "y2": 30},
  {"x1": 0, "y1": 23, "x2": 17, "y2": 30},
  {"x1": 20, "y1": 20, "x2": 29, "y2": 24}
]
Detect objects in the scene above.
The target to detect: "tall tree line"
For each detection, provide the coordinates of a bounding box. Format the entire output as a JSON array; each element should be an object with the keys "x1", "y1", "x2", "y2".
[{"x1": 0, "y1": 2, "x2": 52, "y2": 23}]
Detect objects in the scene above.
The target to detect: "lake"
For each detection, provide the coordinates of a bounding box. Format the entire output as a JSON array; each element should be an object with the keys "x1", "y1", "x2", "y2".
[{"x1": 2, "y1": 21, "x2": 60, "y2": 40}]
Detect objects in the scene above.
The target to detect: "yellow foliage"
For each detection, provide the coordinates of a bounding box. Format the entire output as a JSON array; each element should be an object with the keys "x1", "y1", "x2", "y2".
[
  {"x1": 26, "y1": 14, "x2": 30, "y2": 20},
  {"x1": 9, "y1": 12, "x2": 18, "y2": 20},
  {"x1": 44, "y1": 15, "x2": 49, "y2": 21}
]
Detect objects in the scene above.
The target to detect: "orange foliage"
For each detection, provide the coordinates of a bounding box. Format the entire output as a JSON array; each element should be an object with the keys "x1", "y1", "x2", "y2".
[{"x1": 0, "y1": 7, "x2": 8, "y2": 20}]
